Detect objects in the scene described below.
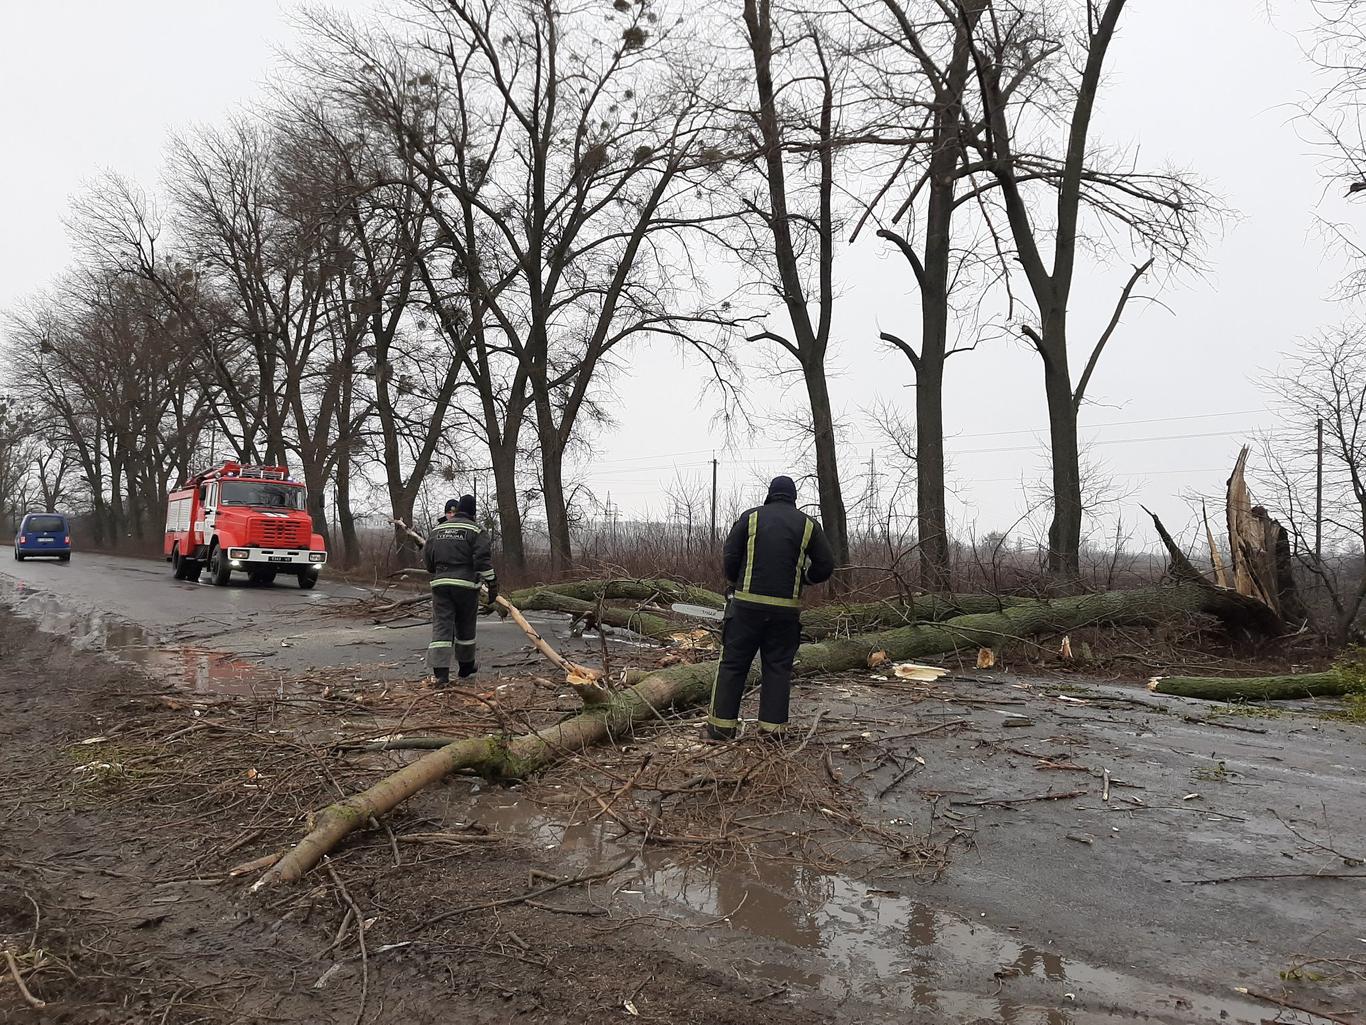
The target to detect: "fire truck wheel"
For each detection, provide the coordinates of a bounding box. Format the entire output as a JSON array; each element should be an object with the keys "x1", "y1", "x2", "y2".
[
  {"x1": 297, "y1": 570, "x2": 318, "y2": 590},
  {"x1": 172, "y1": 545, "x2": 190, "y2": 580},
  {"x1": 209, "y1": 545, "x2": 232, "y2": 586}
]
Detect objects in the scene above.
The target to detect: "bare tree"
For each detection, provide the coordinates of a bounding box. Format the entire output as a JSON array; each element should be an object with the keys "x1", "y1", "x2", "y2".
[
  {"x1": 963, "y1": 0, "x2": 1211, "y2": 579},
  {"x1": 7, "y1": 268, "x2": 210, "y2": 543},
  {"x1": 0, "y1": 394, "x2": 36, "y2": 533},
  {"x1": 842, "y1": 0, "x2": 996, "y2": 592},
  {"x1": 1305, "y1": 1, "x2": 1366, "y2": 297},
  {"x1": 1258, "y1": 327, "x2": 1366, "y2": 643},
  {"x1": 736, "y1": 0, "x2": 852, "y2": 569}
]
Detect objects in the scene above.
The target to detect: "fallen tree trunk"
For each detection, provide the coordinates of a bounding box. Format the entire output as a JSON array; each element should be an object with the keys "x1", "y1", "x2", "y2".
[
  {"x1": 505, "y1": 578, "x2": 726, "y2": 610},
  {"x1": 505, "y1": 589, "x2": 682, "y2": 643},
  {"x1": 801, "y1": 594, "x2": 1035, "y2": 637},
  {"x1": 256, "y1": 659, "x2": 718, "y2": 887},
  {"x1": 1151, "y1": 670, "x2": 1357, "y2": 702},
  {"x1": 255, "y1": 574, "x2": 1282, "y2": 887}
]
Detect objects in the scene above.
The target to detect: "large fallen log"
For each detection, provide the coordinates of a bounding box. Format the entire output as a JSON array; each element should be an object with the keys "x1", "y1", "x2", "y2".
[
  {"x1": 1151, "y1": 648, "x2": 1365, "y2": 702},
  {"x1": 254, "y1": 572, "x2": 1282, "y2": 887},
  {"x1": 801, "y1": 593, "x2": 1034, "y2": 637},
  {"x1": 1149, "y1": 671, "x2": 1356, "y2": 702},
  {"x1": 390, "y1": 575, "x2": 1107, "y2": 641},
  {"x1": 505, "y1": 578, "x2": 726, "y2": 610}
]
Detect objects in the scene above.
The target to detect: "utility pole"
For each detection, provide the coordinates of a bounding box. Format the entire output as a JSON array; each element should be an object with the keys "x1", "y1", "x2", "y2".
[
  {"x1": 710, "y1": 456, "x2": 718, "y2": 545},
  {"x1": 1315, "y1": 416, "x2": 1324, "y2": 564},
  {"x1": 862, "y1": 451, "x2": 880, "y2": 536}
]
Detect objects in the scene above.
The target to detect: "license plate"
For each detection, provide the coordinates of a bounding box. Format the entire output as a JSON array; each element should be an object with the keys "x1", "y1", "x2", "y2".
[
  {"x1": 38, "y1": 537, "x2": 53, "y2": 543},
  {"x1": 268, "y1": 556, "x2": 290, "y2": 563}
]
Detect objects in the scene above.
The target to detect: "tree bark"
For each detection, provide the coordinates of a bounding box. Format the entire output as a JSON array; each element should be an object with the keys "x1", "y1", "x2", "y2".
[
  {"x1": 302, "y1": 463, "x2": 333, "y2": 555},
  {"x1": 1149, "y1": 671, "x2": 1355, "y2": 702},
  {"x1": 336, "y1": 453, "x2": 359, "y2": 570},
  {"x1": 538, "y1": 425, "x2": 574, "y2": 574},
  {"x1": 488, "y1": 437, "x2": 526, "y2": 576},
  {"x1": 508, "y1": 591, "x2": 682, "y2": 643},
  {"x1": 1043, "y1": 346, "x2": 1083, "y2": 579},
  {"x1": 915, "y1": 358, "x2": 951, "y2": 591},
  {"x1": 805, "y1": 369, "x2": 849, "y2": 566},
  {"x1": 504, "y1": 577, "x2": 726, "y2": 610}
]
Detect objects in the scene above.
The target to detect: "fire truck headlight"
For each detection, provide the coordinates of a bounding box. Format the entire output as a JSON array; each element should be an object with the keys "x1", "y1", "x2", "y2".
[
  {"x1": 229, "y1": 548, "x2": 249, "y2": 561},
  {"x1": 308, "y1": 552, "x2": 326, "y2": 563}
]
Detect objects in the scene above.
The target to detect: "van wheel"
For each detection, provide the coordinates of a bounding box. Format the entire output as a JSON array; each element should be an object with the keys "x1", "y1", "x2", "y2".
[
  {"x1": 209, "y1": 545, "x2": 232, "y2": 586},
  {"x1": 297, "y1": 570, "x2": 318, "y2": 590},
  {"x1": 12, "y1": 550, "x2": 22, "y2": 562},
  {"x1": 59, "y1": 554, "x2": 70, "y2": 563}
]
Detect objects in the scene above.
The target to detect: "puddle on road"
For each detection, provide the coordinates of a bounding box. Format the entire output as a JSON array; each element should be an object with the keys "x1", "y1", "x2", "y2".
[
  {"x1": 450, "y1": 791, "x2": 1278, "y2": 1025},
  {"x1": 0, "y1": 579, "x2": 267, "y2": 696}
]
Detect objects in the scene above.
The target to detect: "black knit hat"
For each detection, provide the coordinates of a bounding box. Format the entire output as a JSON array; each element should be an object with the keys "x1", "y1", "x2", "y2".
[
  {"x1": 444, "y1": 498, "x2": 459, "y2": 514},
  {"x1": 766, "y1": 475, "x2": 797, "y2": 502},
  {"x1": 458, "y1": 494, "x2": 476, "y2": 517}
]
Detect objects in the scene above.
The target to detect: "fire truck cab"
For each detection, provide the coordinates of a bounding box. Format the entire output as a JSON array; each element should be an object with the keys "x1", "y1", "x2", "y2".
[{"x1": 163, "y1": 462, "x2": 328, "y2": 589}]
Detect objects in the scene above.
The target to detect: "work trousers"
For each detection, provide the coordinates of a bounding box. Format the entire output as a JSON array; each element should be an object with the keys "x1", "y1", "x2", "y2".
[
  {"x1": 429, "y1": 586, "x2": 480, "y2": 672},
  {"x1": 707, "y1": 602, "x2": 802, "y2": 733}
]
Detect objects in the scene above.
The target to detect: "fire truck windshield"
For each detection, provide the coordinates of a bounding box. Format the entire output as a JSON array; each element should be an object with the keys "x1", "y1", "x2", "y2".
[{"x1": 219, "y1": 481, "x2": 306, "y2": 510}]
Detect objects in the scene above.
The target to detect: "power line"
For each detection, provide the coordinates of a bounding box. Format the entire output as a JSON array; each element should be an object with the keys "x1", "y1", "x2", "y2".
[
  {"x1": 954, "y1": 427, "x2": 1261, "y2": 457},
  {"x1": 577, "y1": 407, "x2": 1272, "y2": 468}
]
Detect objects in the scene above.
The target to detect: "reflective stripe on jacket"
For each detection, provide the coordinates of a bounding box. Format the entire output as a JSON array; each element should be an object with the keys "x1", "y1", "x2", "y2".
[
  {"x1": 721, "y1": 496, "x2": 835, "y2": 613},
  {"x1": 423, "y1": 514, "x2": 496, "y2": 590}
]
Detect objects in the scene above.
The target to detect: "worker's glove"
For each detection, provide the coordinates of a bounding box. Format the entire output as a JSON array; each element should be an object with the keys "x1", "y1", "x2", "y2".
[{"x1": 485, "y1": 581, "x2": 500, "y2": 605}]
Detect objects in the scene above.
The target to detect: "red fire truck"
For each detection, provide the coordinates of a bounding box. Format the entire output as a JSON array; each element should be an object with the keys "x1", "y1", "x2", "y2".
[{"x1": 163, "y1": 462, "x2": 328, "y2": 589}]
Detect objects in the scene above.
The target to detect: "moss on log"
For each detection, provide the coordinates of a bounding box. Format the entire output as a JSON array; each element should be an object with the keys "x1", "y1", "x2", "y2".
[{"x1": 1151, "y1": 671, "x2": 1354, "y2": 701}]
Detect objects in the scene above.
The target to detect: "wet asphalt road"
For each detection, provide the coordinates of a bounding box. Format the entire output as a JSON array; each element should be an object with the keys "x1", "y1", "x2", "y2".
[
  {"x1": 0, "y1": 548, "x2": 584, "y2": 687},
  {"x1": 5, "y1": 550, "x2": 1365, "y2": 1020}
]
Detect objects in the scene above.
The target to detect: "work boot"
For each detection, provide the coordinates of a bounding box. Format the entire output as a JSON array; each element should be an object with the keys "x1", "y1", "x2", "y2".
[
  {"x1": 756, "y1": 727, "x2": 787, "y2": 747},
  {"x1": 457, "y1": 661, "x2": 479, "y2": 679},
  {"x1": 701, "y1": 722, "x2": 736, "y2": 743},
  {"x1": 432, "y1": 667, "x2": 451, "y2": 689}
]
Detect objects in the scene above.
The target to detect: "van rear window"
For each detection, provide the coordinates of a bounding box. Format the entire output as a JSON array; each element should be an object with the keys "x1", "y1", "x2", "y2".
[{"x1": 25, "y1": 516, "x2": 65, "y2": 533}]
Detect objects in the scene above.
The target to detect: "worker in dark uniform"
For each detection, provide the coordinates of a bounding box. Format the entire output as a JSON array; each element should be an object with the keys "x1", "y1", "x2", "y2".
[
  {"x1": 706, "y1": 475, "x2": 836, "y2": 741},
  {"x1": 424, "y1": 495, "x2": 498, "y2": 686}
]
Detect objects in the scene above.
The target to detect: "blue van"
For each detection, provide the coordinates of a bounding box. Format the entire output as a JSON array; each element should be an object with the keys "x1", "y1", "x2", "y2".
[{"x1": 14, "y1": 512, "x2": 72, "y2": 561}]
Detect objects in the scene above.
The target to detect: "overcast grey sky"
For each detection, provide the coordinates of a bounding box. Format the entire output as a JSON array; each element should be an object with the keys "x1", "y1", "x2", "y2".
[{"x1": 0, "y1": 0, "x2": 1350, "y2": 544}]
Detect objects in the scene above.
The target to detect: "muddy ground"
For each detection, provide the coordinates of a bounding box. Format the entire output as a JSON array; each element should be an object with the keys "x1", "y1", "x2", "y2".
[{"x1": 1, "y1": 573, "x2": 1364, "y2": 1024}]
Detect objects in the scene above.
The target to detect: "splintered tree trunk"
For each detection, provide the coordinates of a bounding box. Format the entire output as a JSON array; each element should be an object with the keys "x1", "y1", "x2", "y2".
[{"x1": 257, "y1": 574, "x2": 1283, "y2": 886}]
